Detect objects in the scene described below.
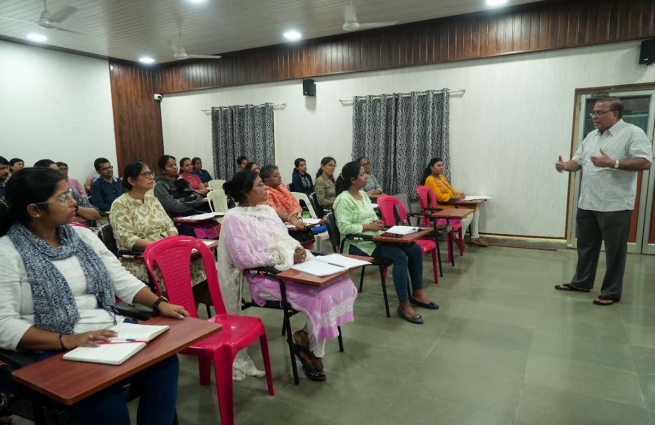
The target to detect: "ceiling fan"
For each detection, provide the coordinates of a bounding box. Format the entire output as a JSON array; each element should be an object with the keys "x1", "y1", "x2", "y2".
[
  {"x1": 342, "y1": 0, "x2": 398, "y2": 31},
  {"x1": 0, "y1": 0, "x2": 82, "y2": 34},
  {"x1": 169, "y1": 40, "x2": 222, "y2": 61}
]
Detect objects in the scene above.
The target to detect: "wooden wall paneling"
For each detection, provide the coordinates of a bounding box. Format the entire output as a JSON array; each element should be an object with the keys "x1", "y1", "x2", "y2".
[{"x1": 110, "y1": 0, "x2": 655, "y2": 177}]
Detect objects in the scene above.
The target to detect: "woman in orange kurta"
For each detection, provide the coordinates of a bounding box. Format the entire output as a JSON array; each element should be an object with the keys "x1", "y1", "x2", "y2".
[
  {"x1": 260, "y1": 164, "x2": 315, "y2": 246},
  {"x1": 421, "y1": 158, "x2": 488, "y2": 247}
]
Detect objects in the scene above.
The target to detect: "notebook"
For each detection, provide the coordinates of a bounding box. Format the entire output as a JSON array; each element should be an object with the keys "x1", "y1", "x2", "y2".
[
  {"x1": 291, "y1": 255, "x2": 371, "y2": 277},
  {"x1": 383, "y1": 226, "x2": 420, "y2": 236},
  {"x1": 175, "y1": 212, "x2": 224, "y2": 222},
  {"x1": 63, "y1": 323, "x2": 170, "y2": 366},
  {"x1": 463, "y1": 196, "x2": 492, "y2": 200}
]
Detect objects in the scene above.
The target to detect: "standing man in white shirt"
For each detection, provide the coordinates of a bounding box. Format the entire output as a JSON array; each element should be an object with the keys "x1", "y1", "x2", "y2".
[{"x1": 554, "y1": 97, "x2": 652, "y2": 305}]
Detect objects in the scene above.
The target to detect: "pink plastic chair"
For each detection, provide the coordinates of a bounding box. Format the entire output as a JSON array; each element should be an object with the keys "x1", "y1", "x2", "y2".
[
  {"x1": 376, "y1": 195, "x2": 439, "y2": 283},
  {"x1": 144, "y1": 236, "x2": 274, "y2": 425},
  {"x1": 416, "y1": 185, "x2": 464, "y2": 265}
]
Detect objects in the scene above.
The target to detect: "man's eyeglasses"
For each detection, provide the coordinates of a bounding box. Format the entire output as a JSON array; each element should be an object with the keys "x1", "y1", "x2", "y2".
[
  {"x1": 589, "y1": 110, "x2": 615, "y2": 118},
  {"x1": 38, "y1": 188, "x2": 75, "y2": 205},
  {"x1": 100, "y1": 165, "x2": 114, "y2": 172},
  {"x1": 140, "y1": 171, "x2": 155, "y2": 178}
]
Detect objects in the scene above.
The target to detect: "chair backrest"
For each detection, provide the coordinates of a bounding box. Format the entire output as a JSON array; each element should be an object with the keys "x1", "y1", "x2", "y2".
[
  {"x1": 143, "y1": 236, "x2": 227, "y2": 318},
  {"x1": 99, "y1": 223, "x2": 119, "y2": 256},
  {"x1": 323, "y1": 212, "x2": 341, "y2": 253},
  {"x1": 376, "y1": 195, "x2": 408, "y2": 226},
  {"x1": 207, "y1": 189, "x2": 229, "y2": 213},
  {"x1": 291, "y1": 192, "x2": 317, "y2": 218},
  {"x1": 416, "y1": 185, "x2": 439, "y2": 227},
  {"x1": 207, "y1": 179, "x2": 226, "y2": 191},
  {"x1": 310, "y1": 192, "x2": 325, "y2": 218}
]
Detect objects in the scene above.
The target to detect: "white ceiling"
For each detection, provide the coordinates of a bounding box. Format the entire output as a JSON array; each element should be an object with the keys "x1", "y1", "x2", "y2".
[{"x1": 0, "y1": 0, "x2": 545, "y2": 63}]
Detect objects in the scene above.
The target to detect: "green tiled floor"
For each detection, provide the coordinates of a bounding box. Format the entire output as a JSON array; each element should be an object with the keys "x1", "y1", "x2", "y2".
[
  {"x1": 15, "y1": 245, "x2": 655, "y2": 424},
  {"x1": 163, "y1": 246, "x2": 655, "y2": 424}
]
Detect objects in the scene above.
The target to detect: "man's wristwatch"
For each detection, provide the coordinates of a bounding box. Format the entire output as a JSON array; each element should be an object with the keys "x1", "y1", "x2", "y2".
[
  {"x1": 614, "y1": 159, "x2": 620, "y2": 169},
  {"x1": 152, "y1": 296, "x2": 169, "y2": 314}
]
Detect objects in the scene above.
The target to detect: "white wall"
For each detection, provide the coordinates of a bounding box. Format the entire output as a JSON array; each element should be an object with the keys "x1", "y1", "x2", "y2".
[
  {"x1": 0, "y1": 41, "x2": 116, "y2": 184},
  {"x1": 161, "y1": 40, "x2": 655, "y2": 238}
]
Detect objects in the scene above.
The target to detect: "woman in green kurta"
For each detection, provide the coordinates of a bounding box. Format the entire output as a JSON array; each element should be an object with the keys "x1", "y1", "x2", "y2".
[{"x1": 110, "y1": 161, "x2": 206, "y2": 286}]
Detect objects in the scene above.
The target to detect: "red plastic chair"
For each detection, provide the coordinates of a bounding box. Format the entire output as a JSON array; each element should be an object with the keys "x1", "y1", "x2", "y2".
[
  {"x1": 416, "y1": 185, "x2": 464, "y2": 265},
  {"x1": 144, "y1": 236, "x2": 274, "y2": 425},
  {"x1": 376, "y1": 195, "x2": 439, "y2": 284}
]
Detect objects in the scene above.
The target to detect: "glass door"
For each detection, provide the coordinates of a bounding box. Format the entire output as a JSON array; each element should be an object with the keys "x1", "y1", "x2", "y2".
[{"x1": 569, "y1": 90, "x2": 655, "y2": 254}]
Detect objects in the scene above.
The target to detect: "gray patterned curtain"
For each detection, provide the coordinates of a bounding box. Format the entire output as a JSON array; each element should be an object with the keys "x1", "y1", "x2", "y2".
[
  {"x1": 352, "y1": 90, "x2": 450, "y2": 197},
  {"x1": 211, "y1": 103, "x2": 275, "y2": 180}
]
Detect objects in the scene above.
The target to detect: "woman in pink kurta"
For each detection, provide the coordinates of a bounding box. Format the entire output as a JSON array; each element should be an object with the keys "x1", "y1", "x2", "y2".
[
  {"x1": 218, "y1": 170, "x2": 357, "y2": 382},
  {"x1": 179, "y1": 157, "x2": 209, "y2": 196}
]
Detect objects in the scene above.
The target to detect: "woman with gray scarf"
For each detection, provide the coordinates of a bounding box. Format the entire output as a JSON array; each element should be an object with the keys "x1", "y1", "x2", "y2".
[{"x1": 0, "y1": 167, "x2": 189, "y2": 425}]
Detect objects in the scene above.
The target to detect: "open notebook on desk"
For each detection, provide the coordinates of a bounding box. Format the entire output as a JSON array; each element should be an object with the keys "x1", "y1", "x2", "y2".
[
  {"x1": 63, "y1": 323, "x2": 170, "y2": 366},
  {"x1": 463, "y1": 196, "x2": 492, "y2": 200},
  {"x1": 291, "y1": 255, "x2": 371, "y2": 277}
]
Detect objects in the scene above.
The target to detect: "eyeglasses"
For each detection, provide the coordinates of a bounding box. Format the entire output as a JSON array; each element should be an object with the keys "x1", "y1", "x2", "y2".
[
  {"x1": 589, "y1": 110, "x2": 615, "y2": 118},
  {"x1": 140, "y1": 171, "x2": 155, "y2": 178},
  {"x1": 100, "y1": 165, "x2": 114, "y2": 171},
  {"x1": 360, "y1": 162, "x2": 370, "y2": 166},
  {"x1": 38, "y1": 188, "x2": 75, "y2": 205},
  {"x1": 255, "y1": 181, "x2": 266, "y2": 188}
]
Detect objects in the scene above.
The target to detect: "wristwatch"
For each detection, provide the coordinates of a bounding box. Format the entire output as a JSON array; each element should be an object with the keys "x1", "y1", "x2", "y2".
[
  {"x1": 614, "y1": 159, "x2": 620, "y2": 169},
  {"x1": 152, "y1": 296, "x2": 169, "y2": 314}
]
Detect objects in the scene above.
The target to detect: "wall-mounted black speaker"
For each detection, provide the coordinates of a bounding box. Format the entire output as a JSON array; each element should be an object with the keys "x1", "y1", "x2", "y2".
[
  {"x1": 639, "y1": 38, "x2": 655, "y2": 65},
  {"x1": 303, "y1": 79, "x2": 316, "y2": 96}
]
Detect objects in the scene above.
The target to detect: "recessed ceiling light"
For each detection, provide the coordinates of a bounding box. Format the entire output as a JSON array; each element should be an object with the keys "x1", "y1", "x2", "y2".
[
  {"x1": 188, "y1": 0, "x2": 206, "y2": 3},
  {"x1": 487, "y1": 0, "x2": 508, "y2": 6},
  {"x1": 283, "y1": 30, "x2": 302, "y2": 41},
  {"x1": 139, "y1": 57, "x2": 155, "y2": 64},
  {"x1": 26, "y1": 33, "x2": 47, "y2": 42}
]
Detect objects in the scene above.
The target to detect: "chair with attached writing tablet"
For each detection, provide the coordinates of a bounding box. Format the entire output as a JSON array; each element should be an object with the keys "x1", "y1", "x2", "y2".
[{"x1": 144, "y1": 236, "x2": 275, "y2": 425}]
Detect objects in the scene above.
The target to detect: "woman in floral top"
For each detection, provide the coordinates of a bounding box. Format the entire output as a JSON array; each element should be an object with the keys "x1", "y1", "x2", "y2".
[{"x1": 110, "y1": 161, "x2": 207, "y2": 287}]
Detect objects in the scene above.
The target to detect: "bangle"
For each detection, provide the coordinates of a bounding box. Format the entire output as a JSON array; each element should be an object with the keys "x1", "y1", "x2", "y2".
[{"x1": 59, "y1": 333, "x2": 67, "y2": 350}]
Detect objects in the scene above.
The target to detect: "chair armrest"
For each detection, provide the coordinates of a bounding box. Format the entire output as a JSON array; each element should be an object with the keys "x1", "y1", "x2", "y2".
[
  {"x1": 408, "y1": 212, "x2": 441, "y2": 219},
  {"x1": 344, "y1": 233, "x2": 374, "y2": 242},
  {"x1": 309, "y1": 250, "x2": 326, "y2": 257},
  {"x1": 115, "y1": 301, "x2": 155, "y2": 322},
  {"x1": 247, "y1": 267, "x2": 281, "y2": 277},
  {"x1": 117, "y1": 250, "x2": 144, "y2": 259},
  {"x1": 0, "y1": 349, "x2": 34, "y2": 371},
  {"x1": 421, "y1": 207, "x2": 444, "y2": 212}
]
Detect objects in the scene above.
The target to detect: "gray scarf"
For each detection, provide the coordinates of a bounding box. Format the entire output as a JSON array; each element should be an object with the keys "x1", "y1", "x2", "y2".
[{"x1": 7, "y1": 224, "x2": 116, "y2": 335}]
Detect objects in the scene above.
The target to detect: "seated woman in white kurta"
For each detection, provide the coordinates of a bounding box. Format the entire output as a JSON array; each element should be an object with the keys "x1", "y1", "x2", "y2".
[{"x1": 218, "y1": 170, "x2": 358, "y2": 382}]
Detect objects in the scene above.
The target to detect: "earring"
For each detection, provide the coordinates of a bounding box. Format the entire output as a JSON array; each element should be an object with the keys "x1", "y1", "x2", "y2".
[{"x1": 35, "y1": 214, "x2": 40, "y2": 218}]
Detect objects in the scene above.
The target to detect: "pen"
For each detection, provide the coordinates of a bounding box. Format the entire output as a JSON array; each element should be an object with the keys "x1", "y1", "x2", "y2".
[{"x1": 327, "y1": 262, "x2": 346, "y2": 268}]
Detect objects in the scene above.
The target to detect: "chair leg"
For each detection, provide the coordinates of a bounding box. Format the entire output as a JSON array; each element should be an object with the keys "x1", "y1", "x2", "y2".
[
  {"x1": 213, "y1": 350, "x2": 236, "y2": 425},
  {"x1": 431, "y1": 249, "x2": 438, "y2": 284},
  {"x1": 259, "y1": 334, "x2": 276, "y2": 396},
  {"x1": 281, "y1": 316, "x2": 286, "y2": 337},
  {"x1": 379, "y1": 266, "x2": 390, "y2": 318},
  {"x1": 198, "y1": 357, "x2": 212, "y2": 385},
  {"x1": 278, "y1": 280, "x2": 300, "y2": 385},
  {"x1": 447, "y1": 231, "x2": 453, "y2": 265},
  {"x1": 434, "y1": 233, "x2": 444, "y2": 277},
  {"x1": 458, "y1": 228, "x2": 464, "y2": 256},
  {"x1": 358, "y1": 266, "x2": 365, "y2": 293},
  {"x1": 337, "y1": 326, "x2": 344, "y2": 352},
  {"x1": 205, "y1": 304, "x2": 212, "y2": 318}
]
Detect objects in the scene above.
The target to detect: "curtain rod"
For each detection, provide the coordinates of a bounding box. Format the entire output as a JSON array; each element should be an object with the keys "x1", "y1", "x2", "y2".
[
  {"x1": 201, "y1": 103, "x2": 287, "y2": 113},
  {"x1": 338, "y1": 89, "x2": 465, "y2": 105}
]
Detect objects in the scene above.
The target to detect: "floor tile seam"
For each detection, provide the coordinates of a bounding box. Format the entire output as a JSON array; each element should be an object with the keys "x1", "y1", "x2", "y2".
[
  {"x1": 521, "y1": 382, "x2": 652, "y2": 412},
  {"x1": 526, "y1": 352, "x2": 642, "y2": 379}
]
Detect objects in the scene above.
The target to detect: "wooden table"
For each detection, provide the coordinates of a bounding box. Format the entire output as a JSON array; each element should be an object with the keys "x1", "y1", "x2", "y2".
[
  {"x1": 276, "y1": 254, "x2": 373, "y2": 286},
  {"x1": 427, "y1": 208, "x2": 473, "y2": 220},
  {"x1": 173, "y1": 212, "x2": 225, "y2": 224},
  {"x1": 12, "y1": 317, "x2": 221, "y2": 408},
  {"x1": 373, "y1": 228, "x2": 433, "y2": 244},
  {"x1": 452, "y1": 199, "x2": 486, "y2": 207}
]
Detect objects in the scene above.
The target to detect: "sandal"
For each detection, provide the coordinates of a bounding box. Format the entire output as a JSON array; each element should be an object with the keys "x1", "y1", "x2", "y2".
[
  {"x1": 593, "y1": 296, "x2": 620, "y2": 306},
  {"x1": 554, "y1": 284, "x2": 590, "y2": 293},
  {"x1": 293, "y1": 344, "x2": 326, "y2": 381}
]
